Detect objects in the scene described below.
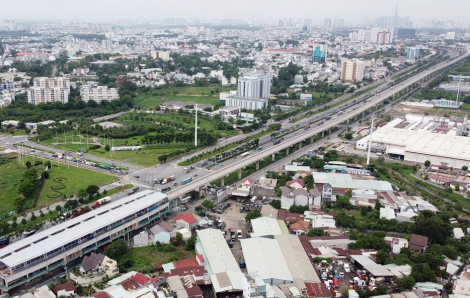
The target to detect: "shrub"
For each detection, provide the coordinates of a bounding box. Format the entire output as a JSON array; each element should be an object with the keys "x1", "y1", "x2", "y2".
[{"x1": 89, "y1": 145, "x2": 101, "y2": 150}]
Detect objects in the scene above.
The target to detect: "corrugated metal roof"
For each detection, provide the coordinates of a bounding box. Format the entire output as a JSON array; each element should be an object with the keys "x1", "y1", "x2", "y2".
[
  {"x1": 251, "y1": 217, "x2": 283, "y2": 237},
  {"x1": 196, "y1": 229, "x2": 240, "y2": 275}
]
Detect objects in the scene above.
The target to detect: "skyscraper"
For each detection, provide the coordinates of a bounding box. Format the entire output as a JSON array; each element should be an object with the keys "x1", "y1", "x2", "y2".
[
  {"x1": 393, "y1": 2, "x2": 399, "y2": 27},
  {"x1": 397, "y1": 28, "x2": 416, "y2": 39},
  {"x1": 312, "y1": 45, "x2": 328, "y2": 63},
  {"x1": 237, "y1": 74, "x2": 271, "y2": 99},
  {"x1": 323, "y1": 18, "x2": 331, "y2": 27},
  {"x1": 407, "y1": 48, "x2": 420, "y2": 59},
  {"x1": 341, "y1": 60, "x2": 364, "y2": 82}
]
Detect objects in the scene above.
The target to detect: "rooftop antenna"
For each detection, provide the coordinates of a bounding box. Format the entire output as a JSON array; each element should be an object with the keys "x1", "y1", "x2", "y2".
[{"x1": 366, "y1": 118, "x2": 374, "y2": 166}]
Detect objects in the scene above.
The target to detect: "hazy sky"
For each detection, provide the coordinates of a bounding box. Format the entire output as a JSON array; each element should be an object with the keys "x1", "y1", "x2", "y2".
[{"x1": 4, "y1": 0, "x2": 469, "y2": 21}]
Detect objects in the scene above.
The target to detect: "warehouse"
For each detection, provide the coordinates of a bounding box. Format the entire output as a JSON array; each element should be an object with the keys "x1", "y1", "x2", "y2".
[
  {"x1": 240, "y1": 238, "x2": 292, "y2": 285},
  {"x1": 0, "y1": 190, "x2": 171, "y2": 292},
  {"x1": 356, "y1": 116, "x2": 470, "y2": 169},
  {"x1": 250, "y1": 217, "x2": 283, "y2": 238}
]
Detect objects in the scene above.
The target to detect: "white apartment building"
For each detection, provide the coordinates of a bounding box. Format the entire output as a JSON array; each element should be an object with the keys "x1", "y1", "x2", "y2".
[
  {"x1": 27, "y1": 77, "x2": 70, "y2": 105},
  {"x1": 237, "y1": 73, "x2": 271, "y2": 99},
  {"x1": 150, "y1": 51, "x2": 170, "y2": 61},
  {"x1": 80, "y1": 86, "x2": 119, "y2": 102},
  {"x1": 341, "y1": 60, "x2": 365, "y2": 82},
  {"x1": 27, "y1": 88, "x2": 69, "y2": 105},
  {"x1": 446, "y1": 32, "x2": 456, "y2": 40},
  {"x1": 33, "y1": 77, "x2": 70, "y2": 91}
]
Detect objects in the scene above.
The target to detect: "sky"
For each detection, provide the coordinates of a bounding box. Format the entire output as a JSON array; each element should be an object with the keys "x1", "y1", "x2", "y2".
[{"x1": 4, "y1": 0, "x2": 469, "y2": 22}]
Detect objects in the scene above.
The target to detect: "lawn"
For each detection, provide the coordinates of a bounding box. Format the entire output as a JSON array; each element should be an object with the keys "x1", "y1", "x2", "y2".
[
  {"x1": 134, "y1": 93, "x2": 222, "y2": 110},
  {"x1": 127, "y1": 245, "x2": 195, "y2": 272},
  {"x1": 0, "y1": 156, "x2": 26, "y2": 217},
  {"x1": 37, "y1": 164, "x2": 116, "y2": 208}
]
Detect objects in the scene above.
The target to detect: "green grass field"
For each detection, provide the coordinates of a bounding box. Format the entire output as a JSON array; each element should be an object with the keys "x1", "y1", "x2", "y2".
[
  {"x1": 0, "y1": 157, "x2": 26, "y2": 216},
  {"x1": 127, "y1": 245, "x2": 195, "y2": 272},
  {"x1": 135, "y1": 94, "x2": 222, "y2": 110}
]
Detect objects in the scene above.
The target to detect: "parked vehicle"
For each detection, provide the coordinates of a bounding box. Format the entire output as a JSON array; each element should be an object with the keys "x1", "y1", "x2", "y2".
[
  {"x1": 71, "y1": 206, "x2": 91, "y2": 218},
  {"x1": 241, "y1": 152, "x2": 250, "y2": 158},
  {"x1": 250, "y1": 196, "x2": 258, "y2": 203},
  {"x1": 325, "y1": 115, "x2": 331, "y2": 120},
  {"x1": 258, "y1": 146, "x2": 263, "y2": 150},
  {"x1": 344, "y1": 264, "x2": 351, "y2": 272},
  {"x1": 79, "y1": 148, "x2": 88, "y2": 153},
  {"x1": 237, "y1": 230, "x2": 242, "y2": 240},
  {"x1": 23, "y1": 229, "x2": 37, "y2": 237},
  {"x1": 0, "y1": 236, "x2": 9, "y2": 249},
  {"x1": 240, "y1": 261, "x2": 246, "y2": 268}
]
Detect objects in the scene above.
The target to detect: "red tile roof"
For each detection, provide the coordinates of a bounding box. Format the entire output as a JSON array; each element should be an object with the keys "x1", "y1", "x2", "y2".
[
  {"x1": 164, "y1": 266, "x2": 207, "y2": 277},
  {"x1": 429, "y1": 176, "x2": 453, "y2": 183},
  {"x1": 174, "y1": 213, "x2": 197, "y2": 224},
  {"x1": 131, "y1": 272, "x2": 151, "y2": 286},
  {"x1": 92, "y1": 292, "x2": 111, "y2": 298},
  {"x1": 53, "y1": 282, "x2": 76, "y2": 294},
  {"x1": 196, "y1": 254, "x2": 204, "y2": 262},
  {"x1": 410, "y1": 234, "x2": 428, "y2": 247},
  {"x1": 243, "y1": 177, "x2": 253, "y2": 185},
  {"x1": 287, "y1": 178, "x2": 305, "y2": 187},
  {"x1": 306, "y1": 282, "x2": 331, "y2": 298},
  {"x1": 118, "y1": 279, "x2": 140, "y2": 291},
  {"x1": 186, "y1": 286, "x2": 203, "y2": 298},
  {"x1": 172, "y1": 258, "x2": 199, "y2": 269}
]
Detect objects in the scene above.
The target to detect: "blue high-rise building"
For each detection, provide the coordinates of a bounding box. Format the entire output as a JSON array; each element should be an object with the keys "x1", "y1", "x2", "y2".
[
  {"x1": 407, "y1": 48, "x2": 420, "y2": 59},
  {"x1": 312, "y1": 45, "x2": 327, "y2": 63}
]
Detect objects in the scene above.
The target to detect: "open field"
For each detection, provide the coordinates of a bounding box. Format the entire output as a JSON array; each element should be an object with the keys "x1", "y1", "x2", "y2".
[
  {"x1": 127, "y1": 245, "x2": 195, "y2": 272},
  {"x1": 135, "y1": 94, "x2": 222, "y2": 110},
  {"x1": 388, "y1": 104, "x2": 470, "y2": 119},
  {"x1": 0, "y1": 157, "x2": 26, "y2": 216}
]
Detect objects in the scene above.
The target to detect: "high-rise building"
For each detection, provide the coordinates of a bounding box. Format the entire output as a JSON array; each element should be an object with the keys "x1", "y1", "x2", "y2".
[
  {"x1": 333, "y1": 19, "x2": 344, "y2": 28},
  {"x1": 446, "y1": 32, "x2": 456, "y2": 40},
  {"x1": 27, "y1": 77, "x2": 70, "y2": 105},
  {"x1": 407, "y1": 48, "x2": 420, "y2": 59},
  {"x1": 323, "y1": 18, "x2": 331, "y2": 27},
  {"x1": 102, "y1": 40, "x2": 112, "y2": 49},
  {"x1": 237, "y1": 73, "x2": 271, "y2": 100},
  {"x1": 349, "y1": 29, "x2": 370, "y2": 41},
  {"x1": 341, "y1": 60, "x2": 365, "y2": 82},
  {"x1": 397, "y1": 28, "x2": 416, "y2": 39},
  {"x1": 80, "y1": 86, "x2": 119, "y2": 103},
  {"x1": 312, "y1": 45, "x2": 327, "y2": 63},
  {"x1": 150, "y1": 50, "x2": 170, "y2": 61},
  {"x1": 370, "y1": 27, "x2": 394, "y2": 44}
]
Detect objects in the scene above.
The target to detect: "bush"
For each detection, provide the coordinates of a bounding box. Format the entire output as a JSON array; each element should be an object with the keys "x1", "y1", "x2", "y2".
[{"x1": 89, "y1": 145, "x2": 101, "y2": 150}]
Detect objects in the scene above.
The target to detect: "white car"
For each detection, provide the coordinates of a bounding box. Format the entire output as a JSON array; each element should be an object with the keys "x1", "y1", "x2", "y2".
[{"x1": 344, "y1": 263, "x2": 351, "y2": 273}]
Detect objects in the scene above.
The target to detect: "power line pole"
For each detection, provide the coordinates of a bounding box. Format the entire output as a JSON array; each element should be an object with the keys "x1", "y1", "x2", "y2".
[
  {"x1": 366, "y1": 118, "x2": 374, "y2": 166},
  {"x1": 195, "y1": 105, "x2": 198, "y2": 147}
]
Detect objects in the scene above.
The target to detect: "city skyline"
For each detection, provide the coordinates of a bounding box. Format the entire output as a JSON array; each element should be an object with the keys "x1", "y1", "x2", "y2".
[{"x1": 3, "y1": 0, "x2": 470, "y2": 22}]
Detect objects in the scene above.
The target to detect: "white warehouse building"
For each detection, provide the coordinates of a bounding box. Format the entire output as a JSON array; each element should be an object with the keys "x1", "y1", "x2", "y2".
[
  {"x1": 0, "y1": 190, "x2": 171, "y2": 293},
  {"x1": 356, "y1": 117, "x2": 470, "y2": 169}
]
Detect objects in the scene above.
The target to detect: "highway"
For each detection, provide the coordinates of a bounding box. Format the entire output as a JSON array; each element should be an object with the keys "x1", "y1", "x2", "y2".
[{"x1": 166, "y1": 47, "x2": 470, "y2": 200}]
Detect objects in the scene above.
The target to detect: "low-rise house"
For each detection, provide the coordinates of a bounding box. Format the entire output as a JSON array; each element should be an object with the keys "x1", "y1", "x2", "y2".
[
  {"x1": 454, "y1": 228, "x2": 465, "y2": 240},
  {"x1": 281, "y1": 187, "x2": 294, "y2": 210},
  {"x1": 173, "y1": 213, "x2": 198, "y2": 230},
  {"x1": 150, "y1": 224, "x2": 171, "y2": 244},
  {"x1": 294, "y1": 188, "x2": 309, "y2": 206},
  {"x1": 290, "y1": 220, "x2": 311, "y2": 235},
  {"x1": 259, "y1": 177, "x2": 277, "y2": 189},
  {"x1": 410, "y1": 234, "x2": 428, "y2": 254},
  {"x1": 429, "y1": 175, "x2": 452, "y2": 187},
  {"x1": 287, "y1": 178, "x2": 305, "y2": 190},
  {"x1": 33, "y1": 285, "x2": 56, "y2": 298},
  {"x1": 53, "y1": 283, "x2": 76, "y2": 297},
  {"x1": 309, "y1": 189, "x2": 322, "y2": 207},
  {"x1": 453, "y1": 279, "x2": 470, "y2": 296}
]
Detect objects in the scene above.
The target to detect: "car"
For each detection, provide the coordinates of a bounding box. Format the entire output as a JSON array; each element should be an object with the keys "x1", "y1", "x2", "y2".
[
  {"x1": 134, "y1": 175, "x2": 140, "y2": 179},
  {"x1": 194, "y1": 174, "x2": 198, "y2": 177}
]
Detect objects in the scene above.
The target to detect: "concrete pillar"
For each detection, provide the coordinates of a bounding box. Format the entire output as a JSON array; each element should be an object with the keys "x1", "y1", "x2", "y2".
[
  {"x1": 272, "y1": 153, "x2": 275, "y2": 161},
  {"x1": 310, "y1": 136, "x2": 314, "y2": 143},
  {"x1": 286, "y1": 147, "x2": 289, "y2": 155},
  {"x1": 322, "y1": 131, "x2": 324, "y2": 137},
  {"x1": 299, "y1": 142, "x2": 303, "y2": 149},
  {"x1": 256, "y1": 161, "x2": 259, "y2": 170},
  {"x1": 221, "y1": 177, "x2": 224, "y2": 186},
  {"x1": 238, "y1": 169, "x2": 242, "y2": 179},
  {"x1": 328, "y1": 128, "x2": 331, "y2": 134},
  {"x1": 199, "y1": 187, "x2": 203, "y2": 197}
]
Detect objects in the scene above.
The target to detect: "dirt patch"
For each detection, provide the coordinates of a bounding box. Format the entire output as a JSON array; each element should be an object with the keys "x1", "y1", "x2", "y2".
[{"x1": 389, "y1": 105, "x2": 470, "y2": 118}]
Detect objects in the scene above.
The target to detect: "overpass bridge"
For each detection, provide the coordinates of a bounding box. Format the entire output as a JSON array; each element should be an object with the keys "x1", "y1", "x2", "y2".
[{"x1": 167, "y1": 47, "x2": 470, "y2": 202}]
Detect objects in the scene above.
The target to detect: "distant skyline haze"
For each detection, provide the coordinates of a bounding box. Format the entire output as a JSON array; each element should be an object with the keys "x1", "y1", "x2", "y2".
[{"x1": 3, "y1": 0, "x2": 470, "y2": 22}]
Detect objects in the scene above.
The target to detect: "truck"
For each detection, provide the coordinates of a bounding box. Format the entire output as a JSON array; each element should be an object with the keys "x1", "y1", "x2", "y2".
[
  {"x1": 183, "y1": 167, "x2": 190, "y2": 173},
  {"x1": 94, "y1": 196, "x2": 111, "y2": 206},
  {"x1": 181, "y1": 177, "x2": 192, "y2": 185},
  {"x1": 304, "y1": 125, "x2": 310, "y2": 129},
  {"x1": 250, "y1": 196, "x2": 258, "y2": 203},
  {"x1": 161, "y1": 175, "x2": 176, "y2": 184},
  {"x1": 71, "y1": 206, "x2": 91, "y2": 218},
  {"x1": 318, "y1": 121, "x2": 324, "y2": 125},
  {"x1": 237, "y1": 230, "x2": 242, "y2": 240},
  {"x1": 240, "y1": 204, "x2": 245, "y2": 213}
]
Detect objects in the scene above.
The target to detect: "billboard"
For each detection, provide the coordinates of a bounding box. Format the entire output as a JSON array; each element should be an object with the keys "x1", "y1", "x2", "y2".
[{"x1": 300, "y1": 94, "x2": 313, "y2": 101}]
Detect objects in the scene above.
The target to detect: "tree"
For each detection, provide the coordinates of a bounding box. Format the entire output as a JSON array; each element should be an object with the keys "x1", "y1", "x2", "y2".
[
  {"x1": 245, "y1": 210, "x2": 261, "y2": 222},
  {"x1": 201, "y1": 200, "x2": 214, "y2": 210},
  {"x1": 105, "y1": 239, "x2": 129, "y2": 261},
  {"x1": 31, "y1": 213, "x2": 37, "y2": 221},
  {"x1": 18, "y1": 178, "x2": 37, "y2": 199},
  {"x1": 424, "y1": 160, "x2": 431, "y2": 168},
  {"x1": 21, "y1": 218, "x2": 27, "y2": 225},
  {"x1": 307, "y1": 228, "x2": 326, "y2": 237},
  {"x1": 86, "y1": 185, "x2": 100, "y2": 199},
  {"x1": 14, "y1": 196, "x2": 27, "y2": 212},
  {"x1": 410, "y1": 263, "x2": 437, "y2": 282},
  {"x1": 26, "y1": 161, "x2": 32, "y2": 169},
  {"x1": 78, "y1": 188, "x2": 88, "y2": 200},
  {"x1": 41, "y1": 171, "x2": 49, "y2": 179},
  {"x1": 462, "y1": 166, "x2": 468, "y2": 172},
  {"x1": 270, "y1": 199, "x2": 281, "y2": 209},
  {"x1": 344, "y1": 133, "x2": 353, "y2": 140},
  {"x1": 395, "y1": 277, "x2": 416, "y2": 290},
  {"x1": 44, "y1": 161, "x2": 52, "y2": 170},
  {"x1": 185, "y1": 235, "x2": 197, "y2": 251},
  {"x1": 174, "y1": 232, "x2": 183, "y2": 246},
  {"x1": 55, "y1": 205, "x2": 62, "y2": 211},
  {"x1": 158, "y1": 155, "x2": 168, "y2": 163},
  {"x1": 375, "y1": 250, "x2": 393, "y2": 265},
  {"x1": 105, "y1": 144, "x2": 110, "y2": 151},
  {"x1": 412, "y1": 211, "x2": 452, "y2": 245}
]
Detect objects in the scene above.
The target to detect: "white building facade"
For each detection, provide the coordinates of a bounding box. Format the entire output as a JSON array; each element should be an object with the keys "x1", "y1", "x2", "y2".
[
  {"x1": 238, "y1": 74, "x2": 271, "y2": 99},
  {"x1": 27, "y1": 77, "x2": 71, "y2": 105},
  {"x1": 80, "y1": 86, "x2": 119, "y2": 102}
]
